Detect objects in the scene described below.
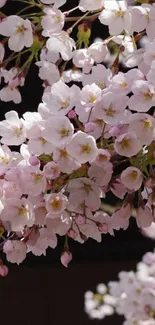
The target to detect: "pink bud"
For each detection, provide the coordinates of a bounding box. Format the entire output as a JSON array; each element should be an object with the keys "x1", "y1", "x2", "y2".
[
  {"x1": 75, "y1": 214, "x2": 86, "y2": 225},
  {"x1": 67, "y1": 110, "x2": 76, "y2": 119},
  {"x1": 60, "y1": 251, "x2": 72, "y2": 268},
  {"x1": 84, "y1": 122, "x2": 95, "y2": 133},
  {"x1": 109, "y1": 126, "x2": 120, "y2": 137},
  {"x1": 98, "y1": 223, "x2": 108, "y2": 233},
  {"x1": 29, "y1": 155, "x2": 40, "y2": 166},
  {"x1": 0, "y1": 265, "x2": 8, "y2": 277},
  {"x1": 109, "y1": 124, "x2": 127, "y2": 137},
  {"x1": 67, "y1": 229, "x2": 77, "y2": 239}
]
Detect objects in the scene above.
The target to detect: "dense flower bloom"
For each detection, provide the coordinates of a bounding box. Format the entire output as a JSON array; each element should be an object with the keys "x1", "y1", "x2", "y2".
[{"x1": 0, "y1": 0, "x2": 155, "y2": 271}]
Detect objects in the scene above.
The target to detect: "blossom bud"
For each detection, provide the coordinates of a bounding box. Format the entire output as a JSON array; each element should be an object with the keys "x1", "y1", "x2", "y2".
[
  {"x1": 98, "y1": 223, "x2": 108, "y2": 233},
  {"x1": 67, "y1": 228, "x2": 77, "y2": 239},
  {"x1": 29, "y1": 155, "x2": 40, "y2": 166},
  {"x1": 0, "y1": 264, "x2": 8, "y2": 277},
  {"x1": 84, "y1": 122, "x2": 95, "y2": 133},
  {"x1": 60, "y1": 251, "x2": 72, "y2": 268},
  {"x1": 75, "y1": 214, "x2": 86, "y2": 225},
  {"x1": 77, "y1": 21, "x2": 91, "y2": 48},
  {"x1": 68, "y1": 110, "x2": 76, "y2": 119}
]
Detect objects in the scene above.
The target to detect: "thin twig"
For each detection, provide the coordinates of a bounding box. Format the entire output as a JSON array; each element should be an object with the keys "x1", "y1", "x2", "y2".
[{"x1": 65, "y1": 12, "x2": 100, "y2": 23}]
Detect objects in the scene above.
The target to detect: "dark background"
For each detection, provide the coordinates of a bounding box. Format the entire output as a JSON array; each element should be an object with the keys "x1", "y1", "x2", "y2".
[{"x1": 1, "y1": 1, "x2": 155, "y2": 324}]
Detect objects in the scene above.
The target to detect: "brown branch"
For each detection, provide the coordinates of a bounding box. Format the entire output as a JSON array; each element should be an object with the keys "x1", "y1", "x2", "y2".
[{"x1": 65, "y1": 12, "x2": 100, "y2": 23}]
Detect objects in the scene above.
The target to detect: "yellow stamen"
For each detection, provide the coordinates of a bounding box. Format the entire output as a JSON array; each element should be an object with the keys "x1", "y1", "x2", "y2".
[{"x1": 81, "y1": 144, "x2": 91, "y2": 154}]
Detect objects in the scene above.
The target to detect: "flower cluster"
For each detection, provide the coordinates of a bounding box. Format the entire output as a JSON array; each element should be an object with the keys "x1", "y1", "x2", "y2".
[
  {"x1": 0, "y1": 0, "x2": 155, "y2": 272},
  {"x1": 84, "y1": 250, "x2": 155, "y2": 325}
]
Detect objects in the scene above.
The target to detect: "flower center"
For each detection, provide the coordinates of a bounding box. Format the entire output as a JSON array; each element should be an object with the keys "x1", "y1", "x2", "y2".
[
  {"x1": 51, "y1": 198, "x2": 62, "y2": 211},
  {"x1": 106, "y1": 107, "x2": 115, "y2": 117},
  {"x1": 39, "y1": 137, "x2": 47, "y2": 144},
  {"x1": 95, "y1": 119, "x2": 104, "y2": 127},
  {"x1": 83, "y1": 183, "x2": 92, "y2": 194},
  {"x1": 55, "y1": 16, "x2": 61, "y2": 24},
  {"x1": 16, "y1": 25, "x2": 27, "y2": 34},
  {"x1": 59, "y1": 128, "x2": 70, "y2": 137},
  {"x1": 98, "y1": 154, "x2": 107, "y2": 162},
  {"x1": 97, "y1": 81, "x2": 104, "y2": 90},
  {"x1": 120, "y1": 138, "x2": 130, "y2": 149},
  {"x1": 89, "y1": 94, "x2": 97, "y2": 103},
  {"x1": 115, "y1": 10, "x2": 124, "y2": 17},
  {"x1": 144, "y1": 90, "x2": 153, "y2": 100},
  {"x1": 60, "y1": 99, "x2": 70, "y2": 109},
  {"x1": 129, "y1": 171, "x2": 138, "y2": 181},
  {"x1": 0, "y1": 156, "x2": 9, "y2": 164},
  {"x1": 33, "y1": 173, "x2": 42, "y2": 183},
  {"x1": 18, "y1": 206, "x2": 27, "y2": 216},
  {"x1": 60, "y1": 149, "x2": 68, "y2": 158},
  {"x1": 142, "y1": 119, "x2": 152, "y2": 129},
  {"x1": 81, "y1": 144, "x2": 91, "y2": 154},
  {"x1": 14, "y1": 127, "x2": 23, "y2": 137},
  {"x1": 120, "y1": 81, "x2": 128, "y2": 88}
]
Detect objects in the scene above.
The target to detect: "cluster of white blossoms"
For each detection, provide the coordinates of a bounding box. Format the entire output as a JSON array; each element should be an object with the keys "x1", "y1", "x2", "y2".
[
  {"x1": 84, "y1": 249, "x2": 155, "y2": 324},
  {"x1": 0, "y1": 0, "x2": 155, "y2": 272}
]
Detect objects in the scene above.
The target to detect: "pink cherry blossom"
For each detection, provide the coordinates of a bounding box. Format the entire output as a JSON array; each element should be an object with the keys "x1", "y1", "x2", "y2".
[
  {"x1": 114, "y1": 132, "x2": 142, "y2": 157},
  {"x1": 36, "y1": 61, "x2": 60, "y2": 86},
  {"x1": 0, "y1": 16, "x2": 33, "y2": 51},
  {"x1": 128, "y1": 80, "x2": 155, "y2": 112},
  {"x1": 88, "y1": 162, "x2": 113, "y2": 187},
  {"x1": 87, "y1": 42, "x2": 108, "y2": 63},
  {"x1": 1, "y1": 197, "x2": 35, "y2": 231},
  {"x1": 46, "y1": 31, "x2": 75, "y2": 61},
  {"x1": 128, "y1": 113, "x2": 155, "y2": 145},
  {"x1": 42, "y1": 80, "x2": 80, "y2": 115},
  {"x1": 3, "y1": 240, "x2": 27, "y2": 264},
  {"x1": 45, "y1": 192, "x2": 68, "y2": 215},
  {"x1": 94, "y1": 92, "x2": 129, "y2": 125},
  {"x1": 42, "y1": 115, "x2": 74, "y2": 146},
  {"x1": 67, "y1": 131, "x2": 98, "y2": 164},
  {"x1": 19, "y1": 166, "x2": 47, "y2": 196},
  {"x1": 121, "y1": 167, "x2": 143, "y2": 191},
  {"x1": 0, "y1": 111, "x2": 26, "y2": 145},
  {"x1": 41, "y1": 7, "x2": 64, "y2": 36},
  {"x1": 99, "y1": 0, "x2": 131, "y2": 36},
  {"x1": 43, "y1": 161, "x2": 60, "y2": 179}
]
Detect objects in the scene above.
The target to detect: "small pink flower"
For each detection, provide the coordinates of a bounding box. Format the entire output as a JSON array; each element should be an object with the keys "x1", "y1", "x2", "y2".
[
  {"x1": 43, "y1": 161, "x2": 60, "y2": 179},
  {"x1": 29, "y1": 155, "x2": 40, "y2": 166}
]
